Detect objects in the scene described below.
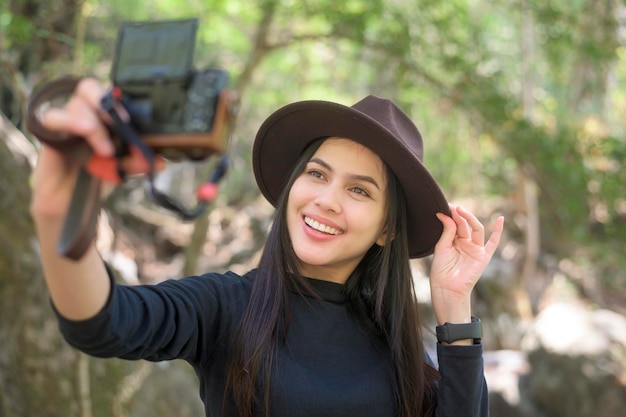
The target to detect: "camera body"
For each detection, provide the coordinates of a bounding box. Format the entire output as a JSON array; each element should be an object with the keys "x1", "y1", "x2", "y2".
[{"x1": 111, "y1": 18, "x2": 236, "y2": 160}]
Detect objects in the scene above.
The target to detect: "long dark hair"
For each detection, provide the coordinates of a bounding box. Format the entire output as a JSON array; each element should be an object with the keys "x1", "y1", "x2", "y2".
[{"x1": 226, "y1": 138, "x2": 439, "y2": 416}]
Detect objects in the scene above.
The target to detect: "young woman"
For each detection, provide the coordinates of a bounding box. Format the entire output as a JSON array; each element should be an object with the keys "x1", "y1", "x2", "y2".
[{"x1": 31, "y1": 78, "x2": 504, "y2": 417}]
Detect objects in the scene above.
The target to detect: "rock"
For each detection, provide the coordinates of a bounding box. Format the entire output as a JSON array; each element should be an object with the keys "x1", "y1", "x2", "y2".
[
  {"x1": 521, "y1": 302, "x2": 626, "y2": 356},
  {"x1": 518, "y1": 302, "x2": 626, "y2": 417},
  {"x1": 484, "y1": 350, "x2": 540, "y2": 417}
]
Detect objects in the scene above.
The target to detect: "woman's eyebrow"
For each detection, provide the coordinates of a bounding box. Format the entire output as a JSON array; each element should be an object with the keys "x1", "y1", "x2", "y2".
[{"x1": 309, "y1": 157, "x2": 381, "y2": 190}]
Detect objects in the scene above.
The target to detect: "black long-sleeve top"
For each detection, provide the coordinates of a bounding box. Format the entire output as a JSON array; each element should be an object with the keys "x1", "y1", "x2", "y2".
[{"x1": 55, "y1": 269, "x2": 488, "y2": 417}]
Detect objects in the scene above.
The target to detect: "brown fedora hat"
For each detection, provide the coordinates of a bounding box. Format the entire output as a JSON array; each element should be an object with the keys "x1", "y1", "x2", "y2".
[{"x1": 252, "y1": 95, "x2": 450, "y2": 258}]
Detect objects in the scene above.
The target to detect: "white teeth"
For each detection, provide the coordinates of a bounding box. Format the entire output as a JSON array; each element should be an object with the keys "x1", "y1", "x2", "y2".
[{"x1": 304, "y1": 217, "x2": 343, "y2": 235}]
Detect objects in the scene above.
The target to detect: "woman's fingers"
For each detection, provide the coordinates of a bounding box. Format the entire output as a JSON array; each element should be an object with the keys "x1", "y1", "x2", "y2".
[
  {"x1": 484, "y1": 216, "x2": 505, "y2": 257},
  {"x1": 435, "y1": 211, "x2": 457, "y2": 249},
  {"x1": 41, "y1": 78, "x2": 115, "y2": 157},
  {"x1": 439, "y1": 205, "x2": 503, "y2": 255},
  {"x1": 455, "y1": 205, "x2": 485, "y2": 245},
  {"x1": 449, "y1": 205, "x2": 471, "y2": 239}
]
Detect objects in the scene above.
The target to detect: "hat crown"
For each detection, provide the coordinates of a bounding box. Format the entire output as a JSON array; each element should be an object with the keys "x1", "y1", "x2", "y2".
[{"x1": 351, "y1": 95, "x2": 424, "y2": 161}]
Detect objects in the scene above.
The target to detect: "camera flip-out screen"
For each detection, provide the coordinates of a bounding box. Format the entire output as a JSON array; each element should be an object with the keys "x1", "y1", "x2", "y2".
[{"x1": 111, "y1": 19, "x2": 198, "y2": 84}]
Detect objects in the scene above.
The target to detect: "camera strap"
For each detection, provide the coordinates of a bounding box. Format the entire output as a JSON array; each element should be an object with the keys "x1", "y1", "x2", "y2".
[{"x1": 101, "y1": 87, "x2": 228, "y2": 220}]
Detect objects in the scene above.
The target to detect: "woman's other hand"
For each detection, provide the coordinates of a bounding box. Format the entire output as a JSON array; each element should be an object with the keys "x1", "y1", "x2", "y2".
[{"x1": 430, "y1": 204, "x2": 504, "y2": 326}]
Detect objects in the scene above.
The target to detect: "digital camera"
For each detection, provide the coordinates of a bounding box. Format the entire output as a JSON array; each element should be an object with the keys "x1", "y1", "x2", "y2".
[{"x1": 110, "y1": 18, "x2": 236, "y2": 160}]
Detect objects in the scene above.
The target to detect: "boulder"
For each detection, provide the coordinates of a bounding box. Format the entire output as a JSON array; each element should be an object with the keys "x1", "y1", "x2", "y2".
[{"x1": 519, "y1": 302, "x2": 626, "y2": 417}]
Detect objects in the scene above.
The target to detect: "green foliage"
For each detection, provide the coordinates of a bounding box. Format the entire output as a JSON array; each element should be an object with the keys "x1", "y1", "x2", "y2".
[
  {"x1": 4, "y1": 0, "x2": 624, "y2": 258},
  {"x1": 3, "y1": 13, "x2": 36, "y2": 46}
]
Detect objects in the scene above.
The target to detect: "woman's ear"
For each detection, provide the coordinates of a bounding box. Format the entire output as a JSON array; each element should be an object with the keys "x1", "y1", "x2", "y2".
[{"x1": 375, "y1": 227, "x2": 395, "y2": 247}]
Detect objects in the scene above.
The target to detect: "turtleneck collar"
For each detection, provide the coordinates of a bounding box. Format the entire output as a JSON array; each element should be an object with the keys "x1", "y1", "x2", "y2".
[{"x1": 294, "y1": 277, "x2": 347, "y2": 303}]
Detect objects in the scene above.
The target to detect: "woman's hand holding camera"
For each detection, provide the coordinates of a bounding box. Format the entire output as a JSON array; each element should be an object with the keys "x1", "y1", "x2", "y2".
[{"x1": 30, "y1": 78, "x2": 162, "y2": 223}]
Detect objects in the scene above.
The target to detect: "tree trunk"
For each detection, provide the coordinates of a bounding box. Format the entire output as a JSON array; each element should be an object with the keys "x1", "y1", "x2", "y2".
[
  {"x1": 515, "y1": 0, "x2": 538, "y2": 321},
  {"x1": 0, "y1": 114, "x2": 156, "y2": 417},
  {"x1": 0, "y1": 112, "x2": 81, "y2": 416},
  {"x1": 183, "y1": 0, "x2": 280, "y2": 275}
]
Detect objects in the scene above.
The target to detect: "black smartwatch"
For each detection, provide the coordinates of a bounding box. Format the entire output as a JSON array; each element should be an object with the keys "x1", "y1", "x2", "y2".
[{"x1": 435, "y1": 316, "x2": 482, "y2": 344}]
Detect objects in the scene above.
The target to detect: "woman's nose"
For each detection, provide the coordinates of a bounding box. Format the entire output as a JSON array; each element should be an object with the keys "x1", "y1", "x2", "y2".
[{"x1": 314, "y1": 184, "x2": 342, "y2": 213}]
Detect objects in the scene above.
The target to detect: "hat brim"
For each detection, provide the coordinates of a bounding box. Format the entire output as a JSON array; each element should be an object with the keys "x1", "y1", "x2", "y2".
[{"x1": 253, "y1": 100, "x2": 450, "y2": 258}]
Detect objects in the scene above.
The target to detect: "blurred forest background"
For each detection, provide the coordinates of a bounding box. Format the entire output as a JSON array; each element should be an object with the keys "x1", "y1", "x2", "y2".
[{"x1": 1, "y1": 0, "x2": 625, "y2": 416}]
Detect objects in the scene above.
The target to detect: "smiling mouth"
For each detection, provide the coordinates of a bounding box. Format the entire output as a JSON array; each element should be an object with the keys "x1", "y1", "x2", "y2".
[{"x1": 304, "y1": 216, "x2": 344, "y2": 235}]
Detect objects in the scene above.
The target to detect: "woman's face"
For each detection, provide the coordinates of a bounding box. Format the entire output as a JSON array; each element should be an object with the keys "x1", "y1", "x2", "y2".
[{"x1": 287, "y1": 137, "x2": 390, "y2": 283}]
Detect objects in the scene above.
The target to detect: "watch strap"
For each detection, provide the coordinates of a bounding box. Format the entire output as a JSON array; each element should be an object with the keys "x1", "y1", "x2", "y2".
[{"x1": 435, "y1": 316, "x2": 482, "y2": 344}]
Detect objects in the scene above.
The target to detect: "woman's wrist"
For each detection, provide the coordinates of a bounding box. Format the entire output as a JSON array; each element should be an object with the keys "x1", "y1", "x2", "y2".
[
  {"x1": 431, "y1": 294, "x2": 476, "y2": 345},
  {"x1": 431, "y1": 292, "x2": 472, "y2": 326}
]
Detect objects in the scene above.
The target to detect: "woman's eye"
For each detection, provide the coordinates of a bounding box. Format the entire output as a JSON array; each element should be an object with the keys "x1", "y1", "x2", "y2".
[
  {"x1": 351, "y1": 187, "x2": 370, "y2": 197},
  {"x1": 308, "y1": 170, "x2": 324, "y2": 179}
]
